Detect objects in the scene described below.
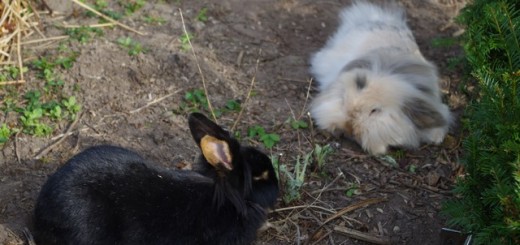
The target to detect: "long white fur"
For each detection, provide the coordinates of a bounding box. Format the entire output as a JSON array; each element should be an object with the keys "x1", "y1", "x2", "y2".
[{"x1": 310, "y1": 1, "x2": 451, "y2": 155}]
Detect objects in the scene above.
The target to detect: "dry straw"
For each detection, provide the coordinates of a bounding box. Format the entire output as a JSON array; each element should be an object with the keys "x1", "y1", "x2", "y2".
[{"x1": 0, "y1": 0, "x2": 44, "y2": 84}]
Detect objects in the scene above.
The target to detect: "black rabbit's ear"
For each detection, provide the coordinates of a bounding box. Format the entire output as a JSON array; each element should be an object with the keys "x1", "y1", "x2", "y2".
[
  {"x1": 188, "y1": 113, "x2": 230, "y2": 145},
  {"x1": 188, "y1": 113, "x2": 234, "y2": 170},
  {"x1": 402, "y1": 98, "x2": 447, "y2": 129},
  {"x1": 200, "y1": 135, "x2": 233, "y2": 170}
]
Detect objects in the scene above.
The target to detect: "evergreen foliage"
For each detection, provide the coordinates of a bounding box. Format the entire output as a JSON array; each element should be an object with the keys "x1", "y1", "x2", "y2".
[{"x1": 442, "y1": 1, "x2": 520, "y2": 244}]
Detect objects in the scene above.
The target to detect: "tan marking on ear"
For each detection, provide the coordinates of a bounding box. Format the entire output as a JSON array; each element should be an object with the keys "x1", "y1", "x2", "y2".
[
  {"x1": 200, "y1": 135, "x2": 233, "y2": 170},
  {"x1": 253, "y1": 170, "x2": 269, "y2": 181}
]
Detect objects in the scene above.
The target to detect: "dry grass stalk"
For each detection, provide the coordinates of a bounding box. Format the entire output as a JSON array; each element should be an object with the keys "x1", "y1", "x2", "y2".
[
  {"x1": 71, "y1": 0, "x2": 145, "y2": 35},
  {"x1": 0, "y1": 0, "x2": 39, "y2": 82}
]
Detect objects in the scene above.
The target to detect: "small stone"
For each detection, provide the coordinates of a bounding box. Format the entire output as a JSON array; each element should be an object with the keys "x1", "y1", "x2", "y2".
[{"x1": 393, "y1": 226, "x2": 400, "y2": 233}]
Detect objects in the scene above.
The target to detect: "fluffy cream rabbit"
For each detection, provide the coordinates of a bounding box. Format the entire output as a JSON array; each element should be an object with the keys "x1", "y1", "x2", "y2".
[{"x1": 310, "y1": 1, "x2": 451, "y2": 155}]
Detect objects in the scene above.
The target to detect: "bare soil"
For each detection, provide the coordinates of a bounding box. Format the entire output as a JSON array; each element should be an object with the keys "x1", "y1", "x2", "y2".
[{"x1": 0, "y1": 0, "x2": 468, "y2": 244}]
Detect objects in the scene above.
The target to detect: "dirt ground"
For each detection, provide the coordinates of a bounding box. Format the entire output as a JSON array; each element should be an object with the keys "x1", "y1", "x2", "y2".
[{"x1": 0, "y1": 0, "x2": 468, "y2": 244}]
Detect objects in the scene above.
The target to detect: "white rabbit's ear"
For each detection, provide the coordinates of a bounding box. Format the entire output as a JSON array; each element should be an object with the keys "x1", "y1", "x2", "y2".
[
  {"x1": 200, "y1": 135, "x2": 233, "y2": 171},
  {"x1": 402, "y1": 98, "x2": 447, "y2": 129}
]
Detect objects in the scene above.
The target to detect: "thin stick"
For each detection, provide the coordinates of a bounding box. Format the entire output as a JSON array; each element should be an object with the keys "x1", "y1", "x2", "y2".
[
  {"x1": 71, "y1": 0, "x2": 145, "y2": 35},
  {"x1": 15, "y1": 131, "x2": 21, "y2": 164},
  {"x1": 299, "y1": 78, "x2": 313, "y2": 118},
  {"x1": 323, "y1": 198, "x2": 386, "y2": 224},
  {"x1": 34, "y1": 113, "x2": 82, "y2": 159},
  {"x1": 62, "y1": 23, "x2": 115, "y2": 28},
  {"x1": 20, "y1": 35, "x2": 69, "y2": 45},
  {"x1": 0, "y1": 80, "x2": 26, "y2": 85},
  {"x1": 333, "y1": 226, "x2": 391, "y2": 245},
  {"x1": 231, "y1": 50, "x2": 261, "y2": 131},
  {"x1": 129, "y1": 89, "x2": 182, "y2": 114},
  {"x1": 178, "y1": 8, "x2": 217, "y2": 122},
  {"x1": 274, "y1": 205, "x2": 336, "y2": 214},
  {"x1": 17, "y1": 26, "x2": 24, "y2": 81},
  {"x1": 306, "y1": 198, "x2": 386, "y2": 244}
]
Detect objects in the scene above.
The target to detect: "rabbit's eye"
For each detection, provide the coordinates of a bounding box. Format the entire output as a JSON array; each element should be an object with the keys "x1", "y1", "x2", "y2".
[{"x1": 370, "y1": 108, "x2": 381, "y2": 115}]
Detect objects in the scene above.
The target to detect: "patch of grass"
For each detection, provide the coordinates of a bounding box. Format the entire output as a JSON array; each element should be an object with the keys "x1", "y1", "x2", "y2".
[
  {"x1": 143, "y1": 15, "x2": 166, "y2": 25},
  {"x1": 248, "y1": 125, "x2": 280, "y2": 149},
  {"x1": 0, "y1": 66, "x2": 27, "y2": 81},
  {"x1": 120, "y1": 0, "x2": 145, "y2": 15},
  {"x1": 1, "y1": 51, "x2": 82, "y2": 145},
  {"x1": 272, "y1": 144, "x2": 332, "y2": 204},
  {"x1": 117, "y1": 37, "x2": 145, "y2": 56},
  {"x1": 286, "y1": 117, "x2": 308, "y2": 130},
  {"x1": 173, "y1": 89, "x2": 241, "y2": 118},
  {"x1": 0, "y1": 124, "x2": 17, "y2": 144},
  {"x1": 313, "y1": 144, "x2": 333, "y2": 171},
  {"x1": 196, "y1": 7, "x2": 208, "y2": 22},
  {"x1": 279, "y1": 152, "x2": 311, "y2": 204},
  {"x1": 345, "y1": 183, "x2": 359, "y2": 197},
  {"x1": 65, "y1": 26, "x2": 103, "y2": 44},
  {"x1": 179, "y1": 32, "x2": 193, "y2": 51}
]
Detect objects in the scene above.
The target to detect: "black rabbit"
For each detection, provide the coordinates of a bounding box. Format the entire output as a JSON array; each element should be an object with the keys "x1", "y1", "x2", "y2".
[{"x1": 33, "y1": 113, "x2": 279, "y2": 245}]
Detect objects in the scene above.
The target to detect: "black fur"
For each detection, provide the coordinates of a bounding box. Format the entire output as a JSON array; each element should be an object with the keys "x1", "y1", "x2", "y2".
[{"x1": 33, "y1": 113, "x2": 279, "y2": 245}]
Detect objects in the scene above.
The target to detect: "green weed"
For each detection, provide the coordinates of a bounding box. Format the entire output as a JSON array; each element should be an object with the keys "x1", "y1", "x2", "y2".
[
  {"x1": 143, "y1": 15, "x2": 166, "y2": 25},
  {"x1": 65, "y1": 27, "x2": 103, "y2": 44},
  {"x1": 117, "y1": 37, "x2": 145, "y2": 56},
  {"x1": 279, "y1": 152, "x2": 311, "y2": 203},
  {"x1": 196, "y1": 7, "x2": 208, "y2": 22},
  {"x1": 344, "y1": 183, "x2": 359, "y2": 197},
  {"x1": 248, "y1": 125, "x2": 280, "y2": 149},
  {"x1": 286, "y1": 117, "x2": 308, "y2": 130},
  {"x1": 313, "y1": 144, "x2": 333, "y2": 171},
  {"x1": 179, "y1": 32, "x2": 193, "y2": 51},
  {"x1": 0, "y1": 66, "x2": 27, "y2": 81},
  {"x1": 0, "y1": 124, "x2": 17, "y2": 144},
  {"x1": 120, "y1": 0, "x2": 145, "y2": 15}
]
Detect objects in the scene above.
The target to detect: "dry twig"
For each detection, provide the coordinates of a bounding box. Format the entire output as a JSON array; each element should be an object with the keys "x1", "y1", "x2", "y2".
[
  {"x1": 71, "y1": 0, "x2": 145, "y2": 35},
  {"x1": 178, "y1": 8, "x2": 217, "y2": 122},
  {"x1": 333, "y1": 226, "x2": 391, "y2": 245},
  {"x1": 129, "y1": 89, "x2": 182, "y2": 114},
  {"x1": 34, "y1": 113, "x2": 82, "y2": 159},
  {"x1": 231, "y1": 50, "x2": 261, "y2": 131}
]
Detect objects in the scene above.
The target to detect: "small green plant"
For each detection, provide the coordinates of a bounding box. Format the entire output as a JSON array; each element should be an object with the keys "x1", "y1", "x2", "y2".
[
  {"x1": 223, "y1": 99, "x2": 241, "y2": 112},
  {"x1": 117, "y1": 37, "x2": 145, "y2": 56},
  {"x1": 408, "y1": 164, "x2": 417, "y2": 173},
  {"x1": 62, "y1": 96, "x2": 81, "y2": 120},
  {"x1": 65, "y1": 27, "x2": 103, "y2": 44},
  {"x1": 248, "y1": 125, "x2": 280, "y2": 149},
  {"x1": 0, "y1": 124, "x2": 16, "y2": 144},
  {"x1": 179, "y1": 32, "x2": 193, "y2": 51},
  {"x1": 120, "y1": 0, "x2": 145, "y2": 15},
  {"x1": 196, "y1": 7, "x2": 208, "y2": 22},
  {"x1": 345, "y1": 184, "x2": 359, "y2": 197},
  {"x1": 286, "y1": 117, "x2": 308, "y2": 130},
  {"x1": 0, "y1": 66, "x2": 27, "y2": 81},
  {"x1": 174, "y1": 89, "x2": 241, "y2": 117},
  {"x1": 143, "y1": 15, "x2": 166, "y2": 25},
  {"x1": 85, "y1": 0, "x2": 122, "y2": 20},
  {"x1": 313, "y1": 144, "x2": 333, "y2": 170},
  {"x1": 280, "y1": 152, "x2": 312, "y2": 203}
]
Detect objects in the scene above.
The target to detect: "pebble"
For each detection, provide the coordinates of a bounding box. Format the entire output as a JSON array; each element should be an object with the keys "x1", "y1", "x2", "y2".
[{"x1": 393, "y1": 226, "x2": 400, "y2": 233}]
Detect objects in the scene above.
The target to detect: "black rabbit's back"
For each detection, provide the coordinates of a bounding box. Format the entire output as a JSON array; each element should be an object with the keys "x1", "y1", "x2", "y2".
[{"x1": 34, "y1": 145, "x2": 267, "y2": 245}]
